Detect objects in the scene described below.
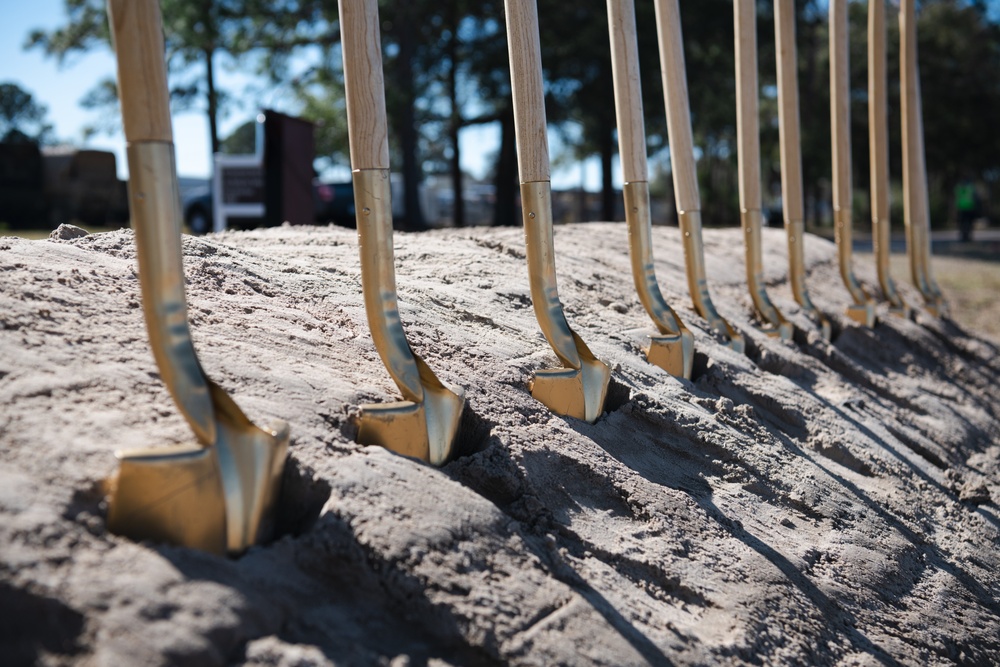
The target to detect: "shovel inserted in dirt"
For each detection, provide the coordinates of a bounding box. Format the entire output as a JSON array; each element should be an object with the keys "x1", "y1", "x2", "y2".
[
  {"x1": 830, "y1": 0, "x2": 877, "y2": 327},
  {"x1": 735, "y1": 1, "x2": 794, "y2": 340},
  {"x1": 504, "y1": 0, "x2": 610, "y2": 422},
  {"x1": 869, "y1": 0, "x2": 910, "y2": 319},
  {"x1": 607, "y1": 0, "x2": 694, "y2": 379},
  {"x1": 900, "y1": 0, "x2": 948, "y2": 318},
  {"x1": 340, "y1": 0, "x2": 465, "y2": 463},
  {"x1": 653, "y1": 0, "x2": 745, "y2": 354},
  {"x1": 104, "y1": 0, "x2": 288, "y2": 555},
  {"x1": 774, "y1": 0, "x2": 832, "y2": 340}
]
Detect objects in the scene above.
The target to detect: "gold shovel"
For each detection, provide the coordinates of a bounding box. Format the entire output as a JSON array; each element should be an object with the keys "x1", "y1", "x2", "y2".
[
  {"x1": 735, "y1": 1, "x2": 794, "y2": 340},
  {"x1": 830, "y1": 0, "x2": 876, "y2": 327},
  {"x1": 340, "y1": 0, "x2": 465, "y2": 463},
  {"x1": 653, "y1": 0, "x2": 745, "y2": 354},
  {"x1": 900, "y1": 0, "x2": 948, "y2": 318},
  {"x1": 869, "y1": 0, "x2": 910, "y2": 319},
  {"x1": 607, "y1": 0, "x2": 694, "y2": 379},
  {"x1": 504, "y1": 0, "x2": 610, "y2": 422},
  {"x1": 104, "y1": 0, "x2": 288, "y2": 555},
  {"x1": 774, "y1": 0, "x2": 832, "y2": 339}
]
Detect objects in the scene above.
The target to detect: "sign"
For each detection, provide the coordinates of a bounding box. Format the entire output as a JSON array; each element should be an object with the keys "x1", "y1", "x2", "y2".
[{"x1": 212, "y1": 154, "x2": 265, "y2": 232}]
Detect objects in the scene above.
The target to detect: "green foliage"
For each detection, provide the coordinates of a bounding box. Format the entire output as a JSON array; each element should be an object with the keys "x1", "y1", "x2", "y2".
[
  {"x1": 21, "y1": 0, "x2": 1000, "y2": 228},
  {"x1": 0, "y1": 82, "x2": 53, "y2": 144},
  {"x1": 220, "y1": 119, "x2": 258, "y2": 154}
]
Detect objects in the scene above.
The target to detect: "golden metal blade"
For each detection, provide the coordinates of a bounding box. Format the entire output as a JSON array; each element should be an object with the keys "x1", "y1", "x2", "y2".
[
  {"x1": 625, "y1": 184, "x2": 694, "y2": 378},
  {"x1": 654, "y1": 0, "x2": 744, "y2": 353},
  {"x1": 868, "y1": 0, "x2": 910, "y2": 319},
  {"x1": 743, "y1": 210, "x2": 794, "y2": 340},
  {"x1": 830, "y1": 0, "x2": 876, "y2": 327},
  {"x1": 678, "y1": 212, "x2": 745, "y2": 353},
  {"x1": 340, "y1": 0, "x2": 465, "y2": 462},
  {"x1": 105, "y1": 0, "x2": 288, "y2": 555},
  {"x1": 900, "y1": 0, "x2": 948, "y2": 317},
  {"x1": 504, "y1": 0, "x2": 610, "y2": 421},
  {"x1": 521, "y1": 181, "x2": 610, "y2": 422},
  {"x1": 352, "y1": 170, "x2": 465, "y2": 465},
  {"x1": 774, "y1": 0, "x2": 832, "y2": 338},
  {"x1": 607, "y1": 0, "x2": 693, "y2": 378},
  {"x1": 735, "y1": 1, "x2": 794, "y2": 339}
]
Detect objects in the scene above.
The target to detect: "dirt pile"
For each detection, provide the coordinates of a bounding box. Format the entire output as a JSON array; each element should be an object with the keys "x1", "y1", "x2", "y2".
[{"x1": 1, "y1": 223, "x2": 998, "y2": 666}]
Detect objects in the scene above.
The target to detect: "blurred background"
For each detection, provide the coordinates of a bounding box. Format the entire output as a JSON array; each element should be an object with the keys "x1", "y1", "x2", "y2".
[{"x1": 1, "y1": 0, "x2": 999, "y2": 333}]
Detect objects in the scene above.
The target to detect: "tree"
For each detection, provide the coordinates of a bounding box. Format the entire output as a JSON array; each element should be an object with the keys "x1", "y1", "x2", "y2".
[
  {"x1": 27, "y1": 0, "x2": 250, "y2": 154},
  {"x1": 221, "y1": 118, "x2": 258, "y2": 154},
  {"x1": 0, "y1": 82, "x2": 53, "y2": 144}
]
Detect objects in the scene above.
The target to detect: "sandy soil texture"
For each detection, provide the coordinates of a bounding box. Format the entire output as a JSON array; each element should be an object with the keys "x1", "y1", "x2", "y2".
[{"x1": 1, "y1": 223, "x2": 998, "y2": 666}]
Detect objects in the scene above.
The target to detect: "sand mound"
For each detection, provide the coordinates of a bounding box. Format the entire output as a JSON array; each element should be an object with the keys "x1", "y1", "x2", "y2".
[{"x1": 1, "y1": 223, "x2": 998, "y2": 666}]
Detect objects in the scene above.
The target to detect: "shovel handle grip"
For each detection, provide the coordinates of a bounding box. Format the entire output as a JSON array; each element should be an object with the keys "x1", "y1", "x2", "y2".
[
  {"x1": 734, "y1": 0, "x2": 761, "y2": 211},
  {"x1": 340, "y1": 0, "x2": 390, "y2": 170},
  {"x1": 108, "y1": 0, "x2": 172, "y2": 143},
  {"x1": 505, "y1": 0, "x2": 550, "y2": 182},
  {"x1": 653, "y1": 0, "x2": 700, "y2": 212},
  {"x1": 607, "y1": 0, "x2": 647, "y2": 184}
]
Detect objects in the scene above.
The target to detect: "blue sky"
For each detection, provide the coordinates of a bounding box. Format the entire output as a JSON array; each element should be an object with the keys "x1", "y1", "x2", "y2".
[
  {"x1": 0, "y1": 0, "x2": 607, "y2": 189},
  {"x1": 2, "y1": 0, "x2": 248, "y2": 179}
]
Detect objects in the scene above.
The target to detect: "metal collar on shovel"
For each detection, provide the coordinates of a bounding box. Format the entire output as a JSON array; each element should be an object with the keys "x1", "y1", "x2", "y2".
[
  {"x1": 868, "y1": 0, "x2": 910, "y2": 319},
  {"x1": 900, "y1": 0, "x2": 948, "y2": 318},
  {"x1": 104, "y1": 0, "x2": 288, "y2": 556},
  {"x1": 505, "y1": 0, "x2": 610, "y2": 422},
  {"x1": 774, "y1": 0, "x2": 832, "y2": 339},
  {"x1": 735, "y1": 2, "x2": 793, "y2": 340},
  {"x1": 340, "y1": 0, "x2": 465, "y2": 463},
  {"x1": 608, "y1": 0, "x2": 694, "y2": 379},
  {"x1": 653, "y1": 0, "x2": 745, "y2": 354},
  {"x1": 830, "y1": 0, "x2": 876, "y2": 327}
]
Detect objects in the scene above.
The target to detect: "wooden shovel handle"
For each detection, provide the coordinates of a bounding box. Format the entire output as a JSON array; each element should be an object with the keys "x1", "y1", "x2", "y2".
[
  {"x1": 607, "y1": 0, "x2": 647, "y2": 184},
  {"x1": 734, "y1": 0, "x2": 761, "y2": 211},
  {"x1": 505, "y1": 0, "x2": 550, "y2": 182},
  {"x1": 774, "y1": 0, "x2": 804, "y2": 224},
  {"x1": 653, "y1": 0, "x2": 699, "y2": 212},
  {"x1": 108, "y1": 0, "x2": 172, "y2": 143},
  {"x1": 830, "y1": 0, "x2": 852, "y2": 214},
  {"x1": 868, "y1": 0, "x2": 890, "y2": 223},
  {"x1": 900, "y1": 0, "x2": 930, "y2": 235},
  {"x1": 339, "y1": 0, "x2": 391, "y2": 170}
]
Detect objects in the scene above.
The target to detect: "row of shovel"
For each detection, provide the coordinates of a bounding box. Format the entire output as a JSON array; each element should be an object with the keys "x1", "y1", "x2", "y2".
[{"x1": 103, "y1": 0, "x2": 947, "y2": 556}]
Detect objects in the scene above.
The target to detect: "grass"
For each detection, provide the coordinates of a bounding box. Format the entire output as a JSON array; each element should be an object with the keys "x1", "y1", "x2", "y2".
[{"x1": 858, "y1": 252, "x2": 1000, "y2": 343}]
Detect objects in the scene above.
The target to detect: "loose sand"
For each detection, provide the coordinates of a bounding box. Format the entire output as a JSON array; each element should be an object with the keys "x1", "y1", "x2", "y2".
[{"x1": 1, "y1": 223, "x2": 998, "y2": 666}]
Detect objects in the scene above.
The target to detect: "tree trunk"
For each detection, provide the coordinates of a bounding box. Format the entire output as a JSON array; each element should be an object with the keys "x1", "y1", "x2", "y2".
[
  {"x1": 448, "y1": 7, "x2": 464, "y2": 228},
  {"x1": 493, "y1": 105, "x2": 518, "y2": 226},
  {"x1": 204, "y1": 45, "x2": 219, "y2": 155},
  {"x1": 394, "y1": 8, "x2": 426, "y2": 231},
  {"x1": 600, "y1": 120, "x2": 615, "y2": 221}
]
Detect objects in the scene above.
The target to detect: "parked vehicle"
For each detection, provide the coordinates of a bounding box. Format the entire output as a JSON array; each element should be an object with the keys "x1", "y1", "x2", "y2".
[
  {"x1": 313, "y1": 181, "x2": 357, "y2": 228},
  {"x1": 183, "y1": 180, "x2": 355, "y2": 234}
]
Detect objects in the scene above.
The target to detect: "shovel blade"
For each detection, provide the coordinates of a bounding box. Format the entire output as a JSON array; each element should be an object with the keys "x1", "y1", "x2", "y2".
[
  {"x1": 358, "y1": 386, "x2": 465, "y2": 466},
  {"x1": 107, "y1": 444, "x2": 227, "y2": 555},
  {"x1": 646, "y1": 330, "x2": 694, "y2": 380},
  {"x1": 213, "y1": 415, "x2": 290, "y2": 553},
  {"x1": 530, "y1": 357, "x2": 610, "y2": 424},
  {"x1": 753, "y1": 321, "x2": 794, "y2": 340},
  {"x1": 846, "y1": 302, "x2": 877, "y2": 328}
]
